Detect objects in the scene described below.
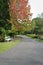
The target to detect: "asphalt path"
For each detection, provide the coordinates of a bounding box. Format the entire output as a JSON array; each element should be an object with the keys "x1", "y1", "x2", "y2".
[{"x1": 0, "y1": 35, "x2": 43, "y2": 65}]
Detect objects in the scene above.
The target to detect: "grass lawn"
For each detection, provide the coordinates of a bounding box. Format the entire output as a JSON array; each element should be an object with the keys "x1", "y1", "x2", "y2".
[
  {"x1": 27, "y1": 34, "x2": 43, "y2": 42},
  {"x1": 26, "y1": 34, "x2": 35, "y2": 38},
  {"x1": 0, "y1": 40, "x2": 20, "y2": 53}
]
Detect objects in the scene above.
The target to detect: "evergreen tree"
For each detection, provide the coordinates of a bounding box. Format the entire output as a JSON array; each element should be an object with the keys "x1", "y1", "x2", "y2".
[{"x1": 0, "y1": 0, "x2": 10, "y2": 20}]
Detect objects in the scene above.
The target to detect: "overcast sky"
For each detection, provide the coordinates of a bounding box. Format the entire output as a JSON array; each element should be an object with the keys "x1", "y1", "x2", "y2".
[{"x1": 29, "y1": 0, "x2": 43, "y2": 18}]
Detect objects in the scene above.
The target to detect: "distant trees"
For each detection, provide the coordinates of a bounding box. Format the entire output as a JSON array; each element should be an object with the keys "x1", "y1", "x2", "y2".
[
  {"x1": 32, "y1": 18, "x2": 43, "y2": 34},
  {"x1": 31, "y1": 13, "x2": 43, "y2": 39}
]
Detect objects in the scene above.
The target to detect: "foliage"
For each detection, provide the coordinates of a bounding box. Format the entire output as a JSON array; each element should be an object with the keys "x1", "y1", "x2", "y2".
[
  {"x1": 0, "y1": 19, "x2": 12, "y2": 41},
  {"x1": 31, "y1": 13, "x2": 43, "y2": 39},
  {"x1": 9, "y1": 0, "x2": 31, "y2": 20},
  {"x1": 0, "y1": 0, "x2": 10, "y2": 20},
  {"x1": 7, "y1": 30, "x2": 18, "y2": 38},
  {"x1": 0, "y1": 19, "x2": 12, "y2": 30},
  {"x1": 9, "y1": 0, "x2": 32, "y2": 31},
  {"x1": 0, "y1": 0, "x2": 32, "y2": 42},
  {"x1": 0, "y1": 0, "x2": 12, "y2": 41},
  {"x1": 0, "y1": 27, "x2": 6, "y2": 42},
  {"x1": 32, "y1": 17, "x2": 43, "y2": 35}
]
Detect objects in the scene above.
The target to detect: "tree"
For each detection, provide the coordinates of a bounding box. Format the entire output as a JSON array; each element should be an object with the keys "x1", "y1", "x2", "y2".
[
  {"x1": 9, "y1": 0, "x2": 32, "y2": 31},
  {"x1": 0, "y1": 0, "x2": 11, "y2": 30},
  {"x1": 32, "y1": 17, "x2": 43, "y2": 38},
  {"x1": 0, "y1": 0, "x2": 10, "y2": 20},
  {"x1": 0, "y1": 0, "x2": 12, "y2": 41}
]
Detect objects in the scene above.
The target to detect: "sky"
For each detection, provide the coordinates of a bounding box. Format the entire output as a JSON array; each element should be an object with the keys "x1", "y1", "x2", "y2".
[{"x1": 29, "y1": 0, "x2": 43, "y2": 19}]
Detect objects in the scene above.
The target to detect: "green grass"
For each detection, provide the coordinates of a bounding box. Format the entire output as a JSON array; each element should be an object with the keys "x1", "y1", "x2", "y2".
[
  {"x1": 0, "y1": 40, "x2": 20, "y2": 53},
  {"x1": 27, "y1": 34, "x2": 43, "y2": 42},
  {"x1": 27, "y1": 34, "x2": 35, "y2": 38}
]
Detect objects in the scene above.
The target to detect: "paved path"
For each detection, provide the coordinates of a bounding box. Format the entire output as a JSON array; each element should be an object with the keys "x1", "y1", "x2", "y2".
[{"x1": 0, "y1": 36, "x2": 43, "y2": 65}]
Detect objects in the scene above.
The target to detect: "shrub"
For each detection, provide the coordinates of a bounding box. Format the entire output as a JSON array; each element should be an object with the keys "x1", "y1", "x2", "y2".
[
  {"x1": 0, "y1": 35, "x2": 5, "y2": 42},
  {"x1": 0, "y1": 27, "x2": 6, "y2": 42}
]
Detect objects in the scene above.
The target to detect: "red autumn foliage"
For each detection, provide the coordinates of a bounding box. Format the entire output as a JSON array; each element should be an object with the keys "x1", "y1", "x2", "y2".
[{"x1": 9, "y1": 0, "x2": 32, "y2": 20}]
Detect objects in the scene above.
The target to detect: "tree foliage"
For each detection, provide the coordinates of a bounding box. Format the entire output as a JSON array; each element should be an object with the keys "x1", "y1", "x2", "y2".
[
  {"x1": 0, "y1": 0, "x2": 32, "y2": 41},
  {"x1": 32, "y1": 17, "x2": 43, "y2": 35},
  {"x1": 9, "y1": 0, "x2": 32, "y2": 31},
  {"x1": 9, "y1": 0, "x2": 31, "y2": 20},
  {"x1": 31, "y1": 13, "x2": 43, "y2": 39},
  {"x1": 0, "y1": 0, "x2": 10, "y2": 20},
  {"x1": 0, "y1": 0, "x2": 12, "y2": 41}
]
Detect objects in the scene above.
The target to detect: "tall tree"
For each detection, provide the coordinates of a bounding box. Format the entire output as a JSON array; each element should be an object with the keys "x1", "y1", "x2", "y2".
[
  {"x1": 9, "y1": 0, "x2": 32, "y2": 20},
  {"x1": 32, "y1": 17, "x2": 43, "y2": 35},
  {"x1": 0, "y1": 0, "x2": 11, "y2": 41},
  {"x1": 0, "y1": 0, "x2": 12, "y2": 30},
  {"x1": 9, "y1": 0, "x2": 32, "y2": 31},
  {"x1": 0, "y1": 0, "x2": 10, "y2": 20},
  {"x1": 0, "y1": 0, "x2": 12, "y2": 38}
]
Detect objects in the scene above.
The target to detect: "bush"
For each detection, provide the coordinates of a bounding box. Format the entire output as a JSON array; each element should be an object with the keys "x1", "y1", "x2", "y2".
[
  {"x1": 7, "y1": 30, "x2": 18, "y2": 38},
  {"x1": 0, "y1": 35, "x2": 5, "y2": 42},
  {"x1": 0, "y1": 27, "x2": 6, "y2": 42}
]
